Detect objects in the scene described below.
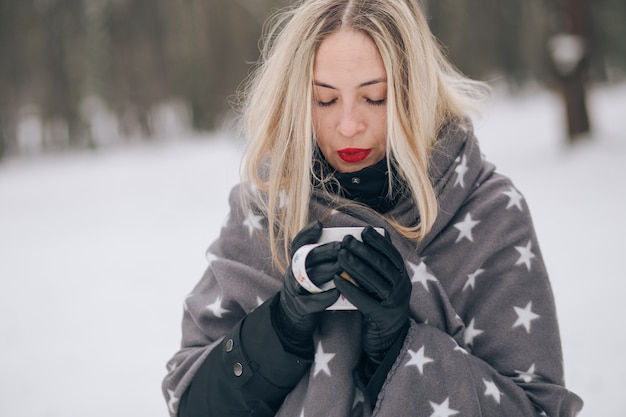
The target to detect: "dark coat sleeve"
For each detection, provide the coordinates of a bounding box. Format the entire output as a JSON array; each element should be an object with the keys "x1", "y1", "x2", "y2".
[{"x1": 177, "y1": 295, "x2": 313, "y2": 417}]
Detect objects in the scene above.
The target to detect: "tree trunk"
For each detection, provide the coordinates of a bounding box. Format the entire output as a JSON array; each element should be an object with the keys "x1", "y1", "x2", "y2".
[{"x1": 553, "y1": 0, "x2": 592, "y2": 142}]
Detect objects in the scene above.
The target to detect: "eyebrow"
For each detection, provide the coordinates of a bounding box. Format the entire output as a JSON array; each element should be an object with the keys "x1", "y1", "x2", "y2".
[{"x1": 313, "y1": 78, "x2": 387, "y2": 89}]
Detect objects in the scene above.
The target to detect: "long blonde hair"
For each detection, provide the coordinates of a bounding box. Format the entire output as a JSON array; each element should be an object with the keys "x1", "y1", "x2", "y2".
[{"x1": 239, "y1": 0, "x2": 488, "y2": 271}]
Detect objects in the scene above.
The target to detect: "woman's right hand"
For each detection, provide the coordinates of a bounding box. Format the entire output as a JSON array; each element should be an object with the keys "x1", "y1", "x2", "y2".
[{"x1": 274, "y1": 221, "x2": 341, "y2": 352}]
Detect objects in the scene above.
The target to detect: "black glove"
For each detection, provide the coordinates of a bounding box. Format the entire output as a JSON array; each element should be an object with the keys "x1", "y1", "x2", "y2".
[
  {"x1": 334, "y1": 226, "x2": 411, "y2": 366},
  {"x1": 273, "y1": 221, "x2": 341, "y2": 355}
]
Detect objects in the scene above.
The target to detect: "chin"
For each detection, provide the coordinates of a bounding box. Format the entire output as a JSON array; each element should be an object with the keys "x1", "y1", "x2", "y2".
[{"x1": 335, "y1": 162, "x2": 369, "y2": 173}]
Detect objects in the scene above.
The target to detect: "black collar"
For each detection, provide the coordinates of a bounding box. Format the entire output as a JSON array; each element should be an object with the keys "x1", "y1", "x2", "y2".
[{"x1": 312, "y1": 154, "x2": 400, "y2": 213}]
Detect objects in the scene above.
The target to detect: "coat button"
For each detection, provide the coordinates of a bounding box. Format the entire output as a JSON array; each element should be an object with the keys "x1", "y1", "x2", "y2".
[
  {"x1": 225, "y1": 338, "x2": 234, "y2": 352},
  {"x1": 351, "y1": 177, "x2": 361, "y2": 184},
  {"x1": 233, "y1": 362, "x2": 243, "y2": 377}
]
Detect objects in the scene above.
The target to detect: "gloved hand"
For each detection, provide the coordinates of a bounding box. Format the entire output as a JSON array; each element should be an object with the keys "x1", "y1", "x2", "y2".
[
  {"x1": 274, "y1": 221, "x2": 341, "y2": 355},
  {"x1": 334, "y1": 226, "x2": 411, "y2": 366}
]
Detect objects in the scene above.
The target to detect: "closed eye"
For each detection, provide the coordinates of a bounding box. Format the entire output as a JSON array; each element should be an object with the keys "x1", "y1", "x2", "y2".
[
  {"x1": 316, "y1": 98, "x2": 337, "y2": 107},
  {"x1": 366, "y1": 98, "x2": 386, "y2": 106}
]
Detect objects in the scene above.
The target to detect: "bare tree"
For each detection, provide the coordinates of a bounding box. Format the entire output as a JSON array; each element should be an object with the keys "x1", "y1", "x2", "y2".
[{"x1": 549, "y1": 0, "x2": 592, "y2": 141}]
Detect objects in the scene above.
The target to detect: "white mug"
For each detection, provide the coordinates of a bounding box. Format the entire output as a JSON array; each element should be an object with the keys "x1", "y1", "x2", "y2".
[{"x1": 291, "y1": 227, "x2": 384, "y2": 310}]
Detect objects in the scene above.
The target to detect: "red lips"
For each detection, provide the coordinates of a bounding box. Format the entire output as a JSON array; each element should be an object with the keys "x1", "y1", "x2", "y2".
[{"x1": 337, "y1": 148, "x2": 371, "y2": 163}]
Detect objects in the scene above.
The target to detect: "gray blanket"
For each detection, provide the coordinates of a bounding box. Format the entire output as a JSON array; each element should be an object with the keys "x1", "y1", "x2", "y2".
[{"x1": 163, "y1": 124, "x2": 583, "y2": 416}]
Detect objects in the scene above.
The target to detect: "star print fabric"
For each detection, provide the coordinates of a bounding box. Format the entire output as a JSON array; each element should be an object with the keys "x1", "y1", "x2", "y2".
[{"x1": 162, "y1": 123, "x2": 582, "y2": 416}]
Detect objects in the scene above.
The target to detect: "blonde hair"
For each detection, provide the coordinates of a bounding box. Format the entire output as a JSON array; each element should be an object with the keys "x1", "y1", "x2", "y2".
[{"x1": 239, "y1": 0, "x2": 488, "y2": 271}]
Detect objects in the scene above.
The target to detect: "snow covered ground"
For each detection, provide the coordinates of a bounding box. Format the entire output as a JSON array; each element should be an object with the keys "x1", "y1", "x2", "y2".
[{"x1": 1, "y1": 83, "x2": 624, "y2": 416}]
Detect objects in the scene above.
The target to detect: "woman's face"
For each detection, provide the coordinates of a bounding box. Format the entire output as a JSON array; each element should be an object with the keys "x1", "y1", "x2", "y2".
[{"x1": 312, "y1": 29, "x2": 387, "y2": 173}]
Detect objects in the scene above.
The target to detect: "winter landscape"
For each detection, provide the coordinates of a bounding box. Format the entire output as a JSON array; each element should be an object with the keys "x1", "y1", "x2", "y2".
[{"x1": 1, "y1": 83, "x2": 624, "y2": 416}]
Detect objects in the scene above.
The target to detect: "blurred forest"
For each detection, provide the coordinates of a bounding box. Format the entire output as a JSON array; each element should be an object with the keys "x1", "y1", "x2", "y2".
[{"x1": 1, "y1": 0, "x2": 624, "y2": 158}]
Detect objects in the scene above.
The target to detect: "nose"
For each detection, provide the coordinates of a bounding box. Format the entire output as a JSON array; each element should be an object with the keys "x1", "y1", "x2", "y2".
[{"x1": 337, "y1": 105, "x2": 364, "y2": 138}]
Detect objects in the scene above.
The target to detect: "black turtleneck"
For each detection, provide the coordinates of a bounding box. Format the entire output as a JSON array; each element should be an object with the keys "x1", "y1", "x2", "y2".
[{"x1": 313, "y1": 155, "x2": 401, "y2": 213}]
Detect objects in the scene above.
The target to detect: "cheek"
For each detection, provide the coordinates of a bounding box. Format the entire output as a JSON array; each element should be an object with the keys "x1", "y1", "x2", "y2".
[
  {"x1": 312, "y1": 110, "x2": 324, "y2": 136},
  {"x1": 313, "y1": 110, "x2": 334, "y2": 131},
  {"x1": 374, "y1": 114, "x2": 387, "y2": 148},
  {"x1": 315, "y1": 134, "x2": 333, "y2": 157},
  {"x1": 312, "y1": 112, "x2": 335, "y2": 146},
  {"x1": 312, "y1": 118, "x2": 329, "y2": 150}
]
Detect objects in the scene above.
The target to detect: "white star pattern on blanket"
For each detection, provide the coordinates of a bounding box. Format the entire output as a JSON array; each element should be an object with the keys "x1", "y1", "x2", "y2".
[
  {"x1": 313, "y1": 341, "x2": 336, "y2": 377},
  {"x1": 454, "y1": 155, "x2": 469, "y2": 188},
  {"x1": 513, "y1": 301, "x2": 540, "y2": 333},
  {"x1": 408, "y1": 261, "x2": 438, "y2": 291},
  {"x1": 515, "y1": 363, "x2": 538, "y2": 383},
  {"x1": 255, "y1": 296, "x2": 264, "y2": 307},
  {"x1": 243, "y1": 212, "x2": 264, "y2": 237},
  {"x1": 503, "y1": 187, "x2": 524, "y2": 210},
  {"x1": 463, "y1": 268, "x2": 485, "y2": 291},
  {"x1": 352, "y1": 388, "x2": 364, "y2": 409},
  {"x1": 405, "y1": 346, "x2": 434, "y2": 375},
  {"x1": 483, "y1": 379, "x2": 502, "y2": 404},
  {"x1": 453, "y1": 213, "x2": 480, "y2": 243},
  {"x1": 454, "y1": 344, "x2": 469, "y2": 355},
  {"x1": 167, "y1": 389, "x2": 179, "y2": 414},
  {"x1": 463, "y1": 317, "x2": 484, "y2": 347},
  {"x1": 206, "y1": 295, "x2": 230, "y2": 318},
  {"x1": 429, "y1": 397, "x2": 460, "y2": 417},
  {"x1": 205, "y1": 251, "x2": 218, "y2": 265},
  {"x1": 515, "y1": 240, "x2": 536, "y2": 271}
]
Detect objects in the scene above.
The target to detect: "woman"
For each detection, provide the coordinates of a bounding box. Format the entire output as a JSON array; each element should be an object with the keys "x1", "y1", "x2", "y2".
[{"x1": 162, "y1": 1, "x2": 583, "y2": 416}]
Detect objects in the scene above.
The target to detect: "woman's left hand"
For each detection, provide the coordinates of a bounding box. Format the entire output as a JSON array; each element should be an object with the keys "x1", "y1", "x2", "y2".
[{"x1": 334, "y1": 227, "x2": 411, "y2": 366}]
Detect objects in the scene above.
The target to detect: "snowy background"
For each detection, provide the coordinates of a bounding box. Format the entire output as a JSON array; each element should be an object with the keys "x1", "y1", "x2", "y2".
[{"x1": 1, "y1": 84, "x2": 624, "y2": 416}]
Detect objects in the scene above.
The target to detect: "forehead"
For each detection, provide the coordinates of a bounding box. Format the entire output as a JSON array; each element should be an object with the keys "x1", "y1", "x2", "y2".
[{"x1": 313, "y1": 29, "x2": 386, "y2": 83}]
